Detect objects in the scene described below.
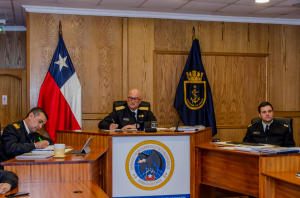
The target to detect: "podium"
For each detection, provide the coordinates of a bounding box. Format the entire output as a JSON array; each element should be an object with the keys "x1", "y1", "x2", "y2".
[{"x1": 57, "y1": 128, "x2": 212, "y2": 198}]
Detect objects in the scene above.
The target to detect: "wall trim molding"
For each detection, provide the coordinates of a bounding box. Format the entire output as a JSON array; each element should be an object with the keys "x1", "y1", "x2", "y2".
[
  {"x1": 22, "y1": 6, "x2": 300, "y2": 26},
  {"x1": 154, "y1": 51, "x2": 269, "y2": 57}
]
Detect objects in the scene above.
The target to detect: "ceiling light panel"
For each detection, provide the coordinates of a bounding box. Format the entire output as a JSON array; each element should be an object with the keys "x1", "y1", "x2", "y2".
[
  {"x1": 235, "y1": 0, "x2": 283, "y2": 6},
  {"x1": 180, "y1": 1, "x2": 228, "y2": 11},
  {"x1": 141, "y1": 0, "x2": 189, "y2": 9}
]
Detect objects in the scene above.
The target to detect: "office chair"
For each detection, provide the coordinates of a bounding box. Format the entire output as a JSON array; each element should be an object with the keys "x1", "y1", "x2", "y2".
[
  {"x1": 251, "y1": 117, "x2": 293, "y2": 133},
  {"x1": 113, "y1": 101, "x2": 150, "y2": 111}
]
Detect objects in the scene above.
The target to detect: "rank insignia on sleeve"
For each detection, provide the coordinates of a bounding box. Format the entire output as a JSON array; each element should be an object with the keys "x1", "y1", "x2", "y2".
[
  {"x1": 115, "y1": 106, "x2": 125, "y2": 111},
  {"x1": 13, "y1": 123, "x2": 20, "y2": 129},
  {"x1": 138, "y1": 114, "x2": 144, "y2": 118},
  {"x1": 139, "y1": 107, "x2": 149, "y2": 111},
  {"x1": 284, "y1": 124, "x2": 289, "y2": 128}
]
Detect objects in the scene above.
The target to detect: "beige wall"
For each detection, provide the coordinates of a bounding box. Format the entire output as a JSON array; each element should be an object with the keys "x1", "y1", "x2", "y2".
[{"x1": 26, "y1": 13, "x2": 300, "y2": 145}]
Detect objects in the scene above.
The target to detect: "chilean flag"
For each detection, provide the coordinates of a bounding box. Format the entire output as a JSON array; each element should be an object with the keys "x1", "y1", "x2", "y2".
[{"x1": 38, "y1": 34, "x2": 81, "y2": 142}]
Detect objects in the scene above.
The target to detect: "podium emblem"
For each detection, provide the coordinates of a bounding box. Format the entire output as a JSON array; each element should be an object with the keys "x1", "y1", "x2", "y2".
[{"x1": 125, "y1": 140, "x2": 174, "y2": 190}]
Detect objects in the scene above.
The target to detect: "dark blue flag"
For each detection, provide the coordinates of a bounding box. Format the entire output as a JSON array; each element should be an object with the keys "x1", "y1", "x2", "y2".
[{"x1": 174, "y1": 39, "x2": 217, "y2": 136}]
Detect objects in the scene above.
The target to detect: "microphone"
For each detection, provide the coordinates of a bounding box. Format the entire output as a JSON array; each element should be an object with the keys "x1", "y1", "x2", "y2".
[{"x1": 174, "y1": 111, "x2": 181, "y2": 132}]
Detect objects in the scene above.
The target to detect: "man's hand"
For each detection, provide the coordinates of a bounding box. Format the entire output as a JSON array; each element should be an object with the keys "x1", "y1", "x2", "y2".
[
  {"x1": 109, "y1": 124, "x2": 119, "y2": 130},
  {"x1": 0, "y1": 183, "x2": 11, "y2": 194},
  {"x1": 35, "y1": 140, "x2": 49, "y2": 149},
  {"x1": 121, "y1": 125, "x2": 136, "y2": 130}
]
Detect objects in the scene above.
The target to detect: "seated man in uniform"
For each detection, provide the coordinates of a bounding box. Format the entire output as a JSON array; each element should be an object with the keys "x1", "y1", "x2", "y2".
[
  {"x1": 0, "y1": 107, "x2": 54, "y2": 164},
  {"x1": 0, "y1": 170, "x2": 18, "y2": 194},
  {"x1": 243, "y1": 102, "x2": 295, "y2": 147},
  {"x1": 98, "y1": 88, "x2": 157, "y2": 130}
]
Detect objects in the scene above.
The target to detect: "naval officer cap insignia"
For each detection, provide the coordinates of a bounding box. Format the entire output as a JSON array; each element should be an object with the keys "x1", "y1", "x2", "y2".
[
  {"x1": 115, "y1": 106, "x2": 125, "y2": 111},
  {"x1": 139, "y1": 107, "x2": 149, "y2": 111},
  {"x1": 13, "y1": 123, "x2": 20, "y2": 129}
]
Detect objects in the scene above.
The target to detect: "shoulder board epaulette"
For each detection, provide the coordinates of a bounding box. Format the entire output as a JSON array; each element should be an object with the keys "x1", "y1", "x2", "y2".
[
  {"x1": 115, "y1": 106, "x2": 125, "y2": 111},
  {"x1": 248, "y1": 124, "x2": 252, "y2": 127},
  {"x1": 139, "y1": 107, "x2": 149, "y2": 111},
  {"x1": 13, "y1": 123, "x2": 20, "y2": 129},
  {"x1": 284, "y1": 124, "x2": 289, "y2": 128}
]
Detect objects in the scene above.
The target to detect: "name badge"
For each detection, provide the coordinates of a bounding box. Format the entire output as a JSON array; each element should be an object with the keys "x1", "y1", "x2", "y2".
[
  {"x1": 123, "y1": 118, "x2": 130, "y2": 121},
  {"x1": 253, "y1": 132, "x2": 260, "y2": 134}
]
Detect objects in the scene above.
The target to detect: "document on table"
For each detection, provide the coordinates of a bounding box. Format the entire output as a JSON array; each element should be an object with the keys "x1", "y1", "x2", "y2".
[{"x1": 16, "y1": 153, "x2": 54, "y2": 159}]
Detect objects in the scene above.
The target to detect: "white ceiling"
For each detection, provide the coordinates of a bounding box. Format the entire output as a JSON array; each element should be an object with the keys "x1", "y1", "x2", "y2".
[{"x1": 1, "y1": 0, "x2": 300, "y2": 29}]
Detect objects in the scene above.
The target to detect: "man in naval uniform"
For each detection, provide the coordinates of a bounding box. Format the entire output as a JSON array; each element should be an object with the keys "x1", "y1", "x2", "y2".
[
  {"x1": 98, "y1": 89, "x2": 157, "y2": 130},
  {"x1": 243, "y1": 102, "x2": 295, "y2": 147},
  {"x1": 0, "y1": 107, "x2": 54, "y2": 164}
]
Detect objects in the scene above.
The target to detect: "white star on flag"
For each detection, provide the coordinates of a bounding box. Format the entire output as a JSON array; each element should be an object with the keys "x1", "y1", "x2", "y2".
[{"x1": 55, "y1": 54, "x2": 69, "y2": 71}]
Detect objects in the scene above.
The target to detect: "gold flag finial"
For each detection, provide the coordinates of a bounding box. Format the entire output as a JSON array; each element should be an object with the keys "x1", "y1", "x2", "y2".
[
  {"x1": 59, "y1": 21, "x2": 62, "y2": 37},
  {"x1": 192, "y1": 26, "x2": 195, "y2": 42}
]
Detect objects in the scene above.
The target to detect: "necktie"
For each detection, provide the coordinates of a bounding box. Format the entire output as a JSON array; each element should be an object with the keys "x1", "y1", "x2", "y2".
[
  {"x1": 28, "y1": 133, "x2": 33, "y2": 142},
  {"x1": 265, "y1": 125, "x2": 269, "y2": 134}
]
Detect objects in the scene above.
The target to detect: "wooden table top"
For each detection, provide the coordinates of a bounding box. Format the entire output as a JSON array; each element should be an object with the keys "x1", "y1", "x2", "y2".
[
  {"x1": 0, "y1": 181, "x2": 108, "y2": 198},
  {"x1": 196, "y1": 141, "x2": 300, "y2": 157},
  {"x1": 262, "y1": 171, "x2": 300, "y2": 186},
  {"x1": 57, "y1": 127, "x2": 212, "y2": 136},
  {"x1": 0, "y1": 146, "x2": 107, "y2": 166}
]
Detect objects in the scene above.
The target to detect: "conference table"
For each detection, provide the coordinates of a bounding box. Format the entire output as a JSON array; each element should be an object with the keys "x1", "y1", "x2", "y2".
[
  {"x1": 196, "y1": 142, "x2": 300, "y2": 198},
  {"x1": 1, "y1": 146, "x2": 107, "y2": 184},
  {"x1": 0, "y1": 181, "x2": 108, "y2": 198},
  {"x1": 0, "y1": 129, "x2": 212, "y2": 198},
  {"x1": 56, "y1": 128, "x2": 213, "y2": 198},
  {"x1": 262, "y1": 172, "x2": 300, "y2": 198}
]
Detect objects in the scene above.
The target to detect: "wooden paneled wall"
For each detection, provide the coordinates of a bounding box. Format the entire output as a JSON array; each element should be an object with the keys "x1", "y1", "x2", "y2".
[
  {"x1": 0, "y1": 31, "x2": 26, "y2": 69},
  {"x1": 27, "y1": 13, "x2": 300, "y2": 145}
]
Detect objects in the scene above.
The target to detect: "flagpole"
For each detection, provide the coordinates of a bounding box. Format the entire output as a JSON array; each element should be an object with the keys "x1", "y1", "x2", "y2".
[
  {"x1": 59, "y1": 21, "x2": 62, "y2": 37},
  {"x1": 192, "y1": 26, "x2": 195, "y2": 42}
]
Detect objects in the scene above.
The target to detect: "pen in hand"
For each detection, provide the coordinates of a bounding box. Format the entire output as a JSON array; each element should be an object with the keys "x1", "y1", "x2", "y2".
[{"x1": 112, "y1": 118, "x2": 116, "y2": 124}]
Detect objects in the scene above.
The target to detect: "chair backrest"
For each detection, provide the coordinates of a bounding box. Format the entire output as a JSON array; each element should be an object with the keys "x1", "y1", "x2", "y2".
[
  {"x1": 113, "y1": 101, "x2": 150, "y2": 111},
  {"x1": 251, "y1": 117, "x2": 293, "y2": 133}
]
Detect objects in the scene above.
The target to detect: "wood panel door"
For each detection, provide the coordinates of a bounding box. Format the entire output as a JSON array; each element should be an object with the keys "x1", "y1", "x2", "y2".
[{"x1": 0, "y1": 69, "x2": 26, "y2": 130}]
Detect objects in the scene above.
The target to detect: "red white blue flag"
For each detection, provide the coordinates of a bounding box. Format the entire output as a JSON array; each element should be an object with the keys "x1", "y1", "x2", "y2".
[{"x1": 38, "y1": 35, "x2": 81, "y2": 142}]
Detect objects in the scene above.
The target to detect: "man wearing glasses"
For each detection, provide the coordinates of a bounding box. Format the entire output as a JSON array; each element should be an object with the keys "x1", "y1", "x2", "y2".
[{"x1": 98, "y1": 89, "x2": 157, "y2": 130}]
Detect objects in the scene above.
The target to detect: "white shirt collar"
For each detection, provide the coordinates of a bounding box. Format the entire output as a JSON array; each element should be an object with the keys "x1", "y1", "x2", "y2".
[{"x1": 23, "y1": 120, "x2": 31, "y2": 135}]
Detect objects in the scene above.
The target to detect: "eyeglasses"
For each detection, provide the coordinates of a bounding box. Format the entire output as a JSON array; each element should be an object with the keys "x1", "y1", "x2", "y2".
[{"x1": 127, "y1": 97, "x2": 140, "y2": 102}]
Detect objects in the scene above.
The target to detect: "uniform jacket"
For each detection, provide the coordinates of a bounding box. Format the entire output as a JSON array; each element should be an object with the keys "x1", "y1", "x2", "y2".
[
  {"x1": 243, "y1": 121, "x2": 295, "y2": 147},
  {"x1": 0, "y1": 170, "x2": 18, "y2": 190},
  {"x1": 98, "y1": 105, "x2": 157, "y2": 129},
  {"x1": 0, "y1": 120, "x2": 54, "y2": 163}
]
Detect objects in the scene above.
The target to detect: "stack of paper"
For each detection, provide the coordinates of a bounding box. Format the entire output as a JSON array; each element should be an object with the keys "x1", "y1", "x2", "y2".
[
  {"x1": 171, "y1": 126, "x2": 205, "y2": 131},
  {"x1": 260, "y1": 147, "x2": 300, "y2": 154},
  {"x1": 16, "y1": 153, "x2": 54, "y2": 159},
  {"x1": 235, "y1": 146, "x2": 262, "y2": 153}
]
